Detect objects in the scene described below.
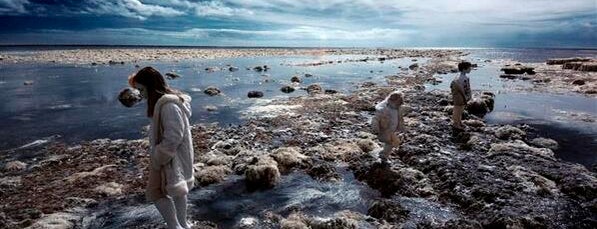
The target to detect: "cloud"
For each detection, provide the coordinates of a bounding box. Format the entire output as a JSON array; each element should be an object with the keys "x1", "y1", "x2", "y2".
[
  {"x1": 0, "y1": 0, "x2": 595, "y2": 47},
  {"x1": 83, "y1": 0, "x2": 184, "y2": 20},
  {"x1": 0, "y1": 0, "x2": 29, "y2": 15}
]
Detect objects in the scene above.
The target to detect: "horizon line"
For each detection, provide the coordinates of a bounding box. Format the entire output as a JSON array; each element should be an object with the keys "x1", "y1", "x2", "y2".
[{"x1": 0, "y1": 44, "x2": 596, "y2": 51}]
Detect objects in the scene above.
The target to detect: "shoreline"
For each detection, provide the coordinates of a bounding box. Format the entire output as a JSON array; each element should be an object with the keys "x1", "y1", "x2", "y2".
[{"x1": 1, "y1": 50, "x2": 595, "y2": 228}]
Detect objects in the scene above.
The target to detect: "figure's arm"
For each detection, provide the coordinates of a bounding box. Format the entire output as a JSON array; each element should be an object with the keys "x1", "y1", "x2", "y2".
[
  {"x1": 152, "y1": 103, "x2": 184, "y2": 170},
  {"x1": 377, "y1": 111, "x2": 392, "y2": 142},
  {"x1": 397, "y1": 108, "x2": 406, "y2": 132},
  {"x1": 465, "y1": 78, "x2": 472, "y2": 101}
]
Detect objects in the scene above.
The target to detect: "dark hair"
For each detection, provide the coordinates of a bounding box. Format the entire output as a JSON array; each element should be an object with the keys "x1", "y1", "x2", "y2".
[
  {"x1": 458, "y1": 61, "x2": 472, "y2": 72},
  {"x1": 129, "y1": 67, "x2": 181, "y2": 117}
]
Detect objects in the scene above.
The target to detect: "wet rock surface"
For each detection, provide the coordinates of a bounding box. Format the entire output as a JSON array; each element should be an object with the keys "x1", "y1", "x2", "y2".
[{"x1": 1, "y1": 49, "x2": 595, "y2": 228}]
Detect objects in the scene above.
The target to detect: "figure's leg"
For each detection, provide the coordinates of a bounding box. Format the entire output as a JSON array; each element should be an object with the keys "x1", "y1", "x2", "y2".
[
  {"x1": 154, "y1": 197, "x2": 183, "y2": 229},
  {"x1": 380, "y1": 142, "x2": 393, "y2": 165},
  {"x1": 452, "y1": 105, "x2": 464, "y2": 128},
  {"x1": 173, "y1": 195, "x2": 190, "y2": 229}
]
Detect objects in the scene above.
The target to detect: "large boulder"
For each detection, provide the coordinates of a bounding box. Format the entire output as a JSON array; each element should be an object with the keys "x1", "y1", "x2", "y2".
[
  {"x1": 271, "y1": 147, "x2": 308, "y2": 173},
  {"x1": 118, "y1": 88, "x2": 142, "y2": 107},
  {"x1": 194, "y1": 165, "x2": 231, "y2": 186},
  {"x1": 466, "y1": 99, "x2": 490, "y2": 117},
  {"x1": 245, "y1": 156, "x2": 281, "y2": 190}
]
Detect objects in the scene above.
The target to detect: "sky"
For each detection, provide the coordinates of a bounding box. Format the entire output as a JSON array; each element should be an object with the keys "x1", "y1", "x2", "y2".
[{"x1": 0, "y1": 0, "x2": 595, "y2": 48}]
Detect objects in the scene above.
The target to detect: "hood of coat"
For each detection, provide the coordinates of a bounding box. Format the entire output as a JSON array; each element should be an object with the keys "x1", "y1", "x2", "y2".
[{"x1": 154, "y1": 93, "x2": 192, "y2": 117}]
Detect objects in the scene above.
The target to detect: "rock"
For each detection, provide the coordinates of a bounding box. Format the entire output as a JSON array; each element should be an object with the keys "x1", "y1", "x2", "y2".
[
  {"x1": 281, "y1": 213, "x2": 309, "y2": 229},
  {"x1": 118, "y1": 87, "x2": 142, "y2": 107},
  {"x1": 307, "y1": 84, "x2": 323, "y2": 94},
  {"x1": 31, "y1": 211, "x2": 79, "y2": 229},
  {"x1": 563, "y1": 62, "x2": 584, "y2": 70},
  {"x1": 438, "y1": 98, "x2": 450, "y2": 106},
  {"x1": 64, "y1": 165, "x2": 116, "y2": 183},
  {"x1": 281, "y1": 85, "x2": 295, "y2": 93},
  {"x1": 307, "y1": 162, "x2": 341, "y2": 181},
  {"x1": 205, "y1": 67, "x2": 219, "y2": 72},
  {"x1": 488, "y1": 140, "x2": 555, "y2": 158},
  {"x1": 245, "y1": 156, "x2": 281, "y2": 190},
  {"x1": 247, "y1": 91, "x2": 264, "y2": 98},
  {"x1": 253, "y1": 65, "x2": 268, "y2": 72},
  {"x1": 355, "y1": 139, "x2": 380, "y2": 153},
  {"x1": 291, "y1": 76, "x2": 301, "y2": 83},
  {"x1": 309, "y1": 216, "x2": 358, "y2": 229},
  {"x1": 572, "y1": 79, "x2": 586, "y2": 85},
  {"x1": 466, "y1": 99, "x2": 490, "y2": 117},
  {"x1": 530, "y1": 137, "x2": 559, "y2": 150},
  {"x1": 23, "y1": 80, "x2": 34, "y2": 85},
  {"x1": 212, "y1": 139, "x2": 243, "y2": 156},
  {"x1": 367, "y1": 199, "x2": 409, "y2": 223},
  {"x1": 443, "y1": 219, "x2": 483, "y2": 229},
  {"x1": 495, "y1": 125, "x2": 526, "y2": 140},
  {"x1": 204, "y1": 105, "x2": 218, "y2": 112},
  {"x1": 361, "y1": 82, "x2": 375, "y2": 87},
  {"x1": 4, "y1": 160, "x2": 26, "y2": 172},
  {"x1": 198, "y1": 150, "x2": 233, "y2": 166},
  {"x1": 94, "y1": 182, "x2": 123, "y2": 196},
  {"x1": 194, "y1": 165, "x2": 231, "y2": 186},
  {"x1": 409, "y1": 63, "x2": 419, "y2": 70},
  {"x1": 165, "y1": 72, "x2": 181, "y2": 79},
  {"x1": 463, "y1": 119, "x2": 485, "y2": 128},
  {"x1": 91, "y1": 62, "x2": 97, "y2": 66},
  {"x1": 64, "y1": 197, "x2": 98, "y2": 208},
  {"x1": 324, "y1": 89, "x2": 338, "y2": 94},
  {"x1": 323, "y1": 140, "x2": 363, "y2": 162},
  {"x1": 229, "y1": 66, "x2": 239, "y2": 72},
  {"x1": 546, "y1": 57, "x2": 591, "y2": 65},
  {"x1": 238, "y1": 217, "x2": 259, "y2": 228},
  {"x1": 499, "y1": 74, "x2": 517, "y2": 79},
  {"x1": 579, "y1": 62, "x2": 597, "y2": 72},
  {"x1": 271, "y1": 147, "x2": 308, "y2": 172},
  {"x1": 204, "y1": 86, "x2": 221, "y2": 96},
  {"x1": 500, "y1": 66, "x2": 534, "y2": 75}
]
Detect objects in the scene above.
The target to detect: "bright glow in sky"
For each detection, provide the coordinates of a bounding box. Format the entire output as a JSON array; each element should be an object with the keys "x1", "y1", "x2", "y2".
[{"x1": 0, "y1": 0, "x2": 595, "y2": 47}]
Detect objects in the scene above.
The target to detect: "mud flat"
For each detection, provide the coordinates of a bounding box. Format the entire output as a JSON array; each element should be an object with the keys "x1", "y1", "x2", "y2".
[{"x1": 1, "y1": 51, "x2": 595, "y2": 228}]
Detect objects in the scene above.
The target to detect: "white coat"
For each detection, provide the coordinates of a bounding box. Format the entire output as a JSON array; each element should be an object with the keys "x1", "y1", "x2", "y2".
[
  {"x1": 371, "y1": 94, "x2": 405, "y2": 143},
  {"x1": 148, "y1": 93, "x2": 194, "y2": 199}
]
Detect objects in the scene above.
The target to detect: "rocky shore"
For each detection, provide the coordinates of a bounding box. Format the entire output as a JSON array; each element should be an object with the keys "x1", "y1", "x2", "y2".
[
  {"x1": 1, "y1": 50, "x2": 596, "y2": 228},
  {"x1": 497, "y1": 59, "x2": 597, "y2": 96},
  {"x1": 0, "y1": 48, "x2": 461, "y2": 66}
]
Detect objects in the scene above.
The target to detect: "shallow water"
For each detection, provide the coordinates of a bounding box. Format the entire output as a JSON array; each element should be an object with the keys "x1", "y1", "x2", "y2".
[
  {"x1": 83, "y1": 166, "x2": 379, "y2": 228},
  {"x1": 425, "y1": 61, "x2": 597, "y2": 167},
  {"x1": 0, "y1": 55, "x2": 418, "y2": 149}
]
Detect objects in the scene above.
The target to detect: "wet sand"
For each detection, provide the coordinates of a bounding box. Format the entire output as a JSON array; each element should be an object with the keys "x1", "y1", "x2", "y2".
[{"x1": 0, "y1": 49, "x2": 595, "y2": 228}]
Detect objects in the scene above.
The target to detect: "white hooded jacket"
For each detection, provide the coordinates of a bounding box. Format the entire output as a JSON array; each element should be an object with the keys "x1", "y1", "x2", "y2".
[
  {"x1": 149, "y1": 93, "x2": 194, "y2": 196},
  {"x1": 371, "y1": 92, "x2": 405, "y2": 142}
]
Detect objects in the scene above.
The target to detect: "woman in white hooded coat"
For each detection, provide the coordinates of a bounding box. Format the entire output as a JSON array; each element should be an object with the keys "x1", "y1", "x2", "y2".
[{"x1": 129, "y1": 67, "x2": 194, "y2": 229}]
